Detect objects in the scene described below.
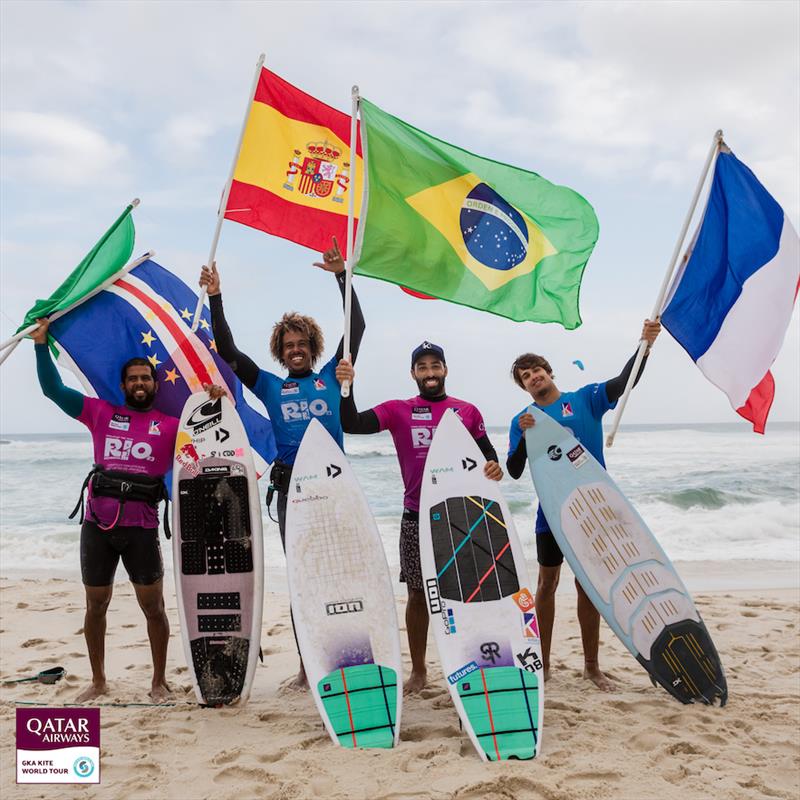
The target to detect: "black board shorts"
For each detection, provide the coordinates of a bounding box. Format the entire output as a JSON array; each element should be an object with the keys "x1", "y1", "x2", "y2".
[
  {"x1": 535, "y1": 526, "x2": 565, "y2": 568},
  {"x1": 80, "y1": 521, "x2": 164, "y2": 587}
]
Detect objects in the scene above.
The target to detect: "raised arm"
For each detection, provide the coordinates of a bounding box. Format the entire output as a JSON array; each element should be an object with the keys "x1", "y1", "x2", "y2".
[
  {"x1": 33, "y1": 319, "x2": 84, "y2": 419},
  {"x1": 200, "y1": 262, "x2": 260, "y2": 389},
  {"x1": 313, "y1": 237, "x2": 366, "y2": 365},
  {"x1": 605, "y1": 319, "x2": 661, "y2": 403}
]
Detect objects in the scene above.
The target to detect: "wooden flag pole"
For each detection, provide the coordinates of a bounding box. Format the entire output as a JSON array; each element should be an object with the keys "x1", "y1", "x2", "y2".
[
  {"x1": 605, "y1": 129, "x2": 724, "y2": 447},
  {"x1": 340, "y1": 85, "x2": 360, "y2": 398},
  {"x1": 191, "y1": 53, "x2": 265, "y2": 332}
]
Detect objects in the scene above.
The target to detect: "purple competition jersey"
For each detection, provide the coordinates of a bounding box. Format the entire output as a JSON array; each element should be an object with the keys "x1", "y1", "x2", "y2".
[
  {"x1": 373, "y1": 396, "x2": 486, "y2": 512},
  {"x1": 78, "y1": 397, "x2": 179, "y2": 528}
]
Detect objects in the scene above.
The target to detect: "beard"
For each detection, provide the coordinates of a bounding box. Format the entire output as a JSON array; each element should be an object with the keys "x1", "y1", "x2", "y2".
[
  {"x1": 415, "y1": 376, "x2": 446, "y2": 399},
  {"x1": 125, "y1": 388, "x2": 156, "y2": 410}
]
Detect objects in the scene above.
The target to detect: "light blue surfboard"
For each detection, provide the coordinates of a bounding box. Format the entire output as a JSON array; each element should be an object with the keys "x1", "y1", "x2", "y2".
[{"x1": 524, "y1": 407, "x2": 727, "y2": 705}]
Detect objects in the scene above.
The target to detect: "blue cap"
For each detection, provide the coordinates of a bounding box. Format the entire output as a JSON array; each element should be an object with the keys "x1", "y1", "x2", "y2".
[{"x1": 411, "y1": 341, "x2": 446, "y2": 367}]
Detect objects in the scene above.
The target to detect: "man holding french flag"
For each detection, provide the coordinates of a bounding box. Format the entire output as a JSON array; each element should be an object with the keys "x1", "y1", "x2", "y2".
[{"x1": 661, "y1": 147, "x2": 799, "y2": 433}]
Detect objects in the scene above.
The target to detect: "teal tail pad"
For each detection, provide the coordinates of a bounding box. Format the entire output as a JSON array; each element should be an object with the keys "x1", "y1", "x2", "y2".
[
  {"x1": 318, "y1": 664, "x2": 398, "y2": 748},
  {"x1": 457, "y1": 666, "x2": 539, "y2": 761},
  {"x1": 641, "y1": 619, "x2": 728, "y2": 706}
]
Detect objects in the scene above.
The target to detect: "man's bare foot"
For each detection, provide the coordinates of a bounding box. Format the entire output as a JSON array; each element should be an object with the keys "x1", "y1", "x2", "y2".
[
  {"x1": 149, "y1": 682, "x2": 173, "y2": 703},
  {"x1": 403, "y1": 670, "x2": 427, "y2": 695},
  {"x1": 75, "y1": 681, "x2": 108, "y2": 703},
  {"x1": 583, "y1": 664, "x2": 615, "y2": 691}
]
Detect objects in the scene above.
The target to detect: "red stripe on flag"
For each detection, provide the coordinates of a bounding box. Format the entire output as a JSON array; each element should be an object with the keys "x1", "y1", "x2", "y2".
[
  {"x1": 480, "y1": 668, "x2": 501, "y2": 761},
  {"x1": 465, "y1": 541, "x2": 512, "y2": 603},
  {"x1": 736, "y1": 370, "x2": 775, "y2": 434},
  {"x1": 115, "y1": 279, "x2": 214, "y2": 387},
  {"x1": 253, "y1": 69, "x2": 362, "y2": 156},
  {"x1": 225, "y1": 180, "x2": 358, "y2": 256}
]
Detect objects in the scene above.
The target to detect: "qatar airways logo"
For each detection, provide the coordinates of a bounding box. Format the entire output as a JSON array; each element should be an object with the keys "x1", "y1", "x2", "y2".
[
  {"x1": 25, "y1": 717, "x2": 90, "y2": 744},
  {"x1": 103, "y1": 437, "x2": 154, "y2": 462}
]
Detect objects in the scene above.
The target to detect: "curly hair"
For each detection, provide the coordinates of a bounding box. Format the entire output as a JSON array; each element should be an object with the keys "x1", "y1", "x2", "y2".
[
  {"x1": 269, "y1": 312, "x2": 325, "y2": 368},
  {"x1": 510, "y1": 353, "x2": 553, "y2": 388}
]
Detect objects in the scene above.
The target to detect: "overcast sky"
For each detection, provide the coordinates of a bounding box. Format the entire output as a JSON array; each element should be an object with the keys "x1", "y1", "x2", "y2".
[{"x1": 1, "y1": 0, "x2": 798, "y2": 434}]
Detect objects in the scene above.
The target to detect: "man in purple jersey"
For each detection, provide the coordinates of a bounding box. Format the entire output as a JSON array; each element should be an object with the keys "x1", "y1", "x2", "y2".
[
  {"x1": 32, "y1": 317, "x2": 223, "y2": 703},
  {"x1": 336, "y1": 343, "x2": 502, "y2": 694}
]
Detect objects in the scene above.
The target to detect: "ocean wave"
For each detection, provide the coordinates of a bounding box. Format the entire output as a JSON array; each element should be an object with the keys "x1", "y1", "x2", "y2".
[{"x1": 654, "y1": 487, "x2": 759, "y2": 510}]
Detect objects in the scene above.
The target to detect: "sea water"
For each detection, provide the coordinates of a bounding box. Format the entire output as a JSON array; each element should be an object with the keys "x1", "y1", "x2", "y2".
[{"x1": 1, "y1": 424, "x2": 798, "y2": 580}]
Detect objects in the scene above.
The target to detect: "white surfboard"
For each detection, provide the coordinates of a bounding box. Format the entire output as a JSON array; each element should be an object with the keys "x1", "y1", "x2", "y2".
[
  {"x1": 525, "y1": 406, "x2": 727, "y2": 705},
  {"x1": 285, "y1": 419, "x2": 402, "y2": 749},
  {"x1": 419, "y1": 409, "x2": 544, "y2": 761},
  {"x1": 172, "y1": 392, "x2": 264, "y2": 706}
]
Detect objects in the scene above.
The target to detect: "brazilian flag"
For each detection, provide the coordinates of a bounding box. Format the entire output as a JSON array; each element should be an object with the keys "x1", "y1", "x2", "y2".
[{"x1": 353, "y1": 99, "x2": 599, "y2": 328}]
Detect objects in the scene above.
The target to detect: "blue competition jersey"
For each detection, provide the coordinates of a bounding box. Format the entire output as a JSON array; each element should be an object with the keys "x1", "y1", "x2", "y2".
[
  {"x1": 508, "y1": 382, "x2": 615, "y2": 533},
  {"x1": 252, "y1": 357, "x2": 342, "y2": 464}
]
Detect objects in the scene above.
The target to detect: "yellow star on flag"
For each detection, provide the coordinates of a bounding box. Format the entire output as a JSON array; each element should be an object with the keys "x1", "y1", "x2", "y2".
[
  {"x1": 187, "y1": 375, "x2": 201, "y2": 391},
  {"x1": 147, "y1": 354, "x2": 162, "y2": 368},
  {"x1": 144, "y1": 310, "x2": 157, "y2": 322},
  {"x1": 209, "y1": 339, "x2": 218, "y2": 352},
  {"x1": 199, "y1": 318, "x2": 210, "y2": 331},
  {"x1": 180, "y1": 308, "x2": 193, "y2": 320},
  {"x1": 141, "y1": 330, "x2": 156, "y2": 347},
  {"x1": 164, "y1": 368, "x2": 180, "y2": 385}
]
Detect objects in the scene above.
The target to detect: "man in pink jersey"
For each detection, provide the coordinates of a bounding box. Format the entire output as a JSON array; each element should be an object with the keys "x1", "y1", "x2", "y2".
[
  {"x1": 336, "y1": 342, "x2": 502, "y2": 694},
  {"x1": 33, "y1": 317, "x2": 221, "y2": 703}
]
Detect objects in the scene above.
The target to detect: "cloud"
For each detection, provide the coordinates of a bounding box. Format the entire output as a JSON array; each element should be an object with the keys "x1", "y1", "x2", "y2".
[{"x1": 1, "y1": 111, "x2": 129, "y2": 187}]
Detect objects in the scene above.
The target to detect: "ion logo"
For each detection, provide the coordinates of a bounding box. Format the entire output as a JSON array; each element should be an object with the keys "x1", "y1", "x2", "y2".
[
  {"x1": 325, "y1": 599, "x2": 363, "y2": 615},
  {"x1": 187, "y1": 397, "x2": 222, "y2": 433},
  {"x1": 547, "y1": 445, "x2": 562, "y2": 461},
  {"x1": 425, "y1": 578, "x2": 441, "y2": 613}
]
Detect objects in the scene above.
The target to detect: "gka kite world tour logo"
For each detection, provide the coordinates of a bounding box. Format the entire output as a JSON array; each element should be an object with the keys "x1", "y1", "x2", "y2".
[{"x1": 16, "y1": 708, "x2": 100, "y2": 784}]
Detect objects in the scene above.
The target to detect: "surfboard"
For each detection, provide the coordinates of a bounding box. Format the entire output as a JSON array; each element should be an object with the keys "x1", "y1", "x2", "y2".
[
  {"x1": 285, "y1": 419, "x2": 402, "y2": 749},
  {"x1": 524, "y1": 406, "x2": 727, "y2": 705},
  {"x1": 419, "y1": 409, "x2": 544, "y2": 761},
  {"x1": 172, "y1": 392, "x2": 264, "y2": 706}
]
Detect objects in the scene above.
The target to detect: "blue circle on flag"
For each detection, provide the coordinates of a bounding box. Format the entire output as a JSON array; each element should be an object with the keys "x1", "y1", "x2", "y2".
[{"x1": 460, "y1": 183, "x2": 528, "y2": 271}]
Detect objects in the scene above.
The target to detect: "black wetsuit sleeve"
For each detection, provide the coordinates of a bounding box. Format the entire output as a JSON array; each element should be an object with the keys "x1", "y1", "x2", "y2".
[
  {"x1": 605, "y1": 350, "x2": 650, "y2": 404},
  {"x1": 209, "y1": 294, "x2": 260, "y2": 389},
  {"x1": 506, "y1": 437, "x2": 528, "y2": 479},
  {"x1": 475, "y1": 434, "x2": 499, "y2": 464},
  {"x1": 339, "y1": 387, "x2": 380, "y2": 434},
  {"x1": 35, "y1": 343, "x2": 84, "y2": 419},
  {"x1": 334, "y1": 272, "x2": 366, "y2": 364}
]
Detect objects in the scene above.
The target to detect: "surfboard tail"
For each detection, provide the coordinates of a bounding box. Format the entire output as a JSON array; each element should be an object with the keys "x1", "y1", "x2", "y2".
[{"x1": 639, "y1": 619, "x2": 728, "y2": 706}]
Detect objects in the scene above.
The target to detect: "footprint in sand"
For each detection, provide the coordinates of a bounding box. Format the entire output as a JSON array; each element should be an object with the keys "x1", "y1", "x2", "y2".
[
  {"x1": 16, "y1": 602, "x2": 28, "y2": 609},
  {"x1": 21, "y1": 638, "x2": 46, "y2": 648}
]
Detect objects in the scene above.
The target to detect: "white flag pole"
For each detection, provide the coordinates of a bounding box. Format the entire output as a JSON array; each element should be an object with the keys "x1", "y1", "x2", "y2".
[
  {"x1": 340, "y1": 85, "x2": 360, "y2": 398},
  {"x1": 605, "y1": 129, "x2": 724, "y2": 448},
  {"x1": 0, "y1": 198, "x2": 141, "y2": 353},
  {"x1": 191, "y1": 53, "x2": 266, "y2": 332},
  {"x1": 0, "y1": 249, "x2": 155, "y2": 369}
]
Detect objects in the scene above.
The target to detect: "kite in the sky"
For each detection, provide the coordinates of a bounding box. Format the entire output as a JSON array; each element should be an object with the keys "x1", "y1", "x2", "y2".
[{"x1": 572, "y1": 359, "x2": 585, "y2": 371}]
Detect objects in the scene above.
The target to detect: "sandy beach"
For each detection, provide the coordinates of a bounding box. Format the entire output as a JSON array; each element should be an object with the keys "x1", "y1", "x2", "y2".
[{"x1": 1, "y1": 561, "x2": 798, "y2": 800}]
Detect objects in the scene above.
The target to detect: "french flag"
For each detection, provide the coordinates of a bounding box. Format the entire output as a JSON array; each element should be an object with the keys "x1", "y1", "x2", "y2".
[{"x1": 662, "y1": 150, "x2": 799, "y2": 433}]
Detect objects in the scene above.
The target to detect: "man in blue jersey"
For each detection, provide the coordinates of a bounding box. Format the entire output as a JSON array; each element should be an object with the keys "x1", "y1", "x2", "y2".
[
  {"x1": 199, "y1": 236, "x2": 364, "y2": 688},
  {"x1": 506, "y1": 319, "x2": 661, "y2": 691}
]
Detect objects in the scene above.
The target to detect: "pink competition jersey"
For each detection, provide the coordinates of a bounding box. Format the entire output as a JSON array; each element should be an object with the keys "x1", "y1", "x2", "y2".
[
  {"x1": 78, "y1": 397, "x2": 179, "y2": 529},
  {"x1": 373, "y1": 395, "x2": 486, "y2": 512}
]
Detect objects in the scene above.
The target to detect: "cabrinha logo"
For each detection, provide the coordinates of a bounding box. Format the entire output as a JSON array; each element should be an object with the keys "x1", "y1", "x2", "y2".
[
  {"x1": 283, "y1": 140, "x2": 352, "y2": 204},
  {"x1": 16, "y1": 708, "x2": 100, "y2": 784}
]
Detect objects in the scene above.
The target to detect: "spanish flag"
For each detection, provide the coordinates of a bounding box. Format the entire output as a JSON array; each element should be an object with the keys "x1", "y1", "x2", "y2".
[{"x1": 224, "y1": 69, "x2": 363, "y2": 255}]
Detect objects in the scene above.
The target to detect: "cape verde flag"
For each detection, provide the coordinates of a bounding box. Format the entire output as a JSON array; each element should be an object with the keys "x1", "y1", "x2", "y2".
[
  {"x1": 47, "y1": 258, "x2": 276, "y2": 473},
  {"x1": 662, "y1": 150, "x2": 799, "y2": 433}
]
